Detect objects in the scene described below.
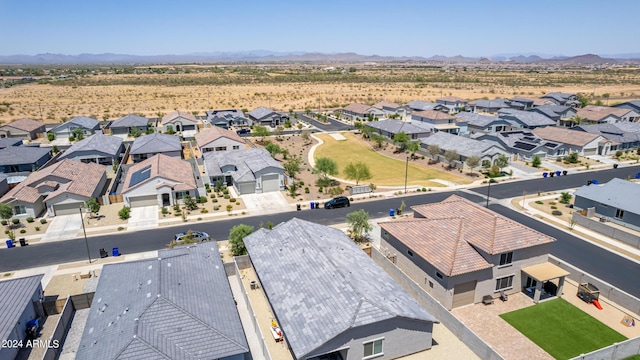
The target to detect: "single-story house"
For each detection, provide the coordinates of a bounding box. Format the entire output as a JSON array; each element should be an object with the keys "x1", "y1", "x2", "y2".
[
  {"x1": 203, "y1": 148, "x2": 284, "y2": 194},
  {"x1": 0, "y1": 274, "x2": 46, "y2": 360},
  {"x1": 532, "y1": 126, "x2": 609, "y2": 156},
  {"x1": 542, "y1": 92, "x2": 580, "y2": 108},
  {"x1": 0, "y1": 174, "x2": 8, "y2": 197},
  {"x1": 195, "y1": 126, "x2": 246, "y2": 153},
  {"x1": 121, "y1": 154, "x2": 197, "y2": 208},
  {"x1": 508, "y1": 97, "x2": 536, "y2": 110},
  {"x1": 613, "y1": 100, "x2": 640, "y2": 114},
  {"x1": 379, "y1": 195, "x2": 563, "y2": 309},
  {"x1": 0, "y1": 118, "x2": 46, "y2": 140},
  {"x1": 341, "y1": 103, "x2": 386, "y2": 121},
  {"x1": 77, "y1": 245, "x2": 249, "y2": 360},
  {"x1": 411, "y1": 109, "x2": 463, "y2": 134},
  {"x1": 574, "y1": 178, "x2": 640, "y2": 228},
  {"x1": 247, "y1": 107, "x2": 287, "y2": 127},
  {"x1": 456, "y1": 112, "x2": 512, "y2": 134},
  {"x1": 571, "y1": 122, "x2": 640, "y2": 151},
  {"x1": 0, "y1": 159, "x2": 107, "y2": 217},
  {"x1": 130, "y1": 132, "x2": 182, "y2": 162},
  {"x1": 420, "y1": 131, "x2": 509, "y2": 169},
  {"x1": 49, "y1": 116, "x2": 101, "y2": 138},
  {"x1": 161, "y1": 110, "x2": 201, "y2": 132},
  {"x1": 498, "y1": 108, "x2": 557, "y2": 129},
  {"x1": 57, "y1": 133, "x2": 124, "y2": 165},
  {"x1": 365, "y1": 119, "x2": 431, "y2": 140},
  {"x1": 406, "y1": 100, "x2": 450, "y2": 113},
  {"x1": 0, "y1": 146, "x2": 52, "y2": 174},
  {"x1": 206, "y1": 109, "x2": 252, "y2": 128},
  {"x1": 244, "y1": 218, "x2": 438, "y2": 360},
  {"x1": 530, "y1": 105, "x2": 577, "y2": 127},
  {"x1": 108, "y1": 114, "x2": 150, "y2": 135},
  {"x1": 469, "y1": 98, "x2": 511, "y2": 113},
  {"x1": 0, "y1": 137, "x2": 23, "y2": 149},
  {"x1": 436, "y1": 96, "x2": 469, "y2": 113},
  {"x1": 577, "y1": 105, "x2": 640, "y2": 124},
  {"x1": 372, "y1": 101, "x2": 408, "y2": 118},
  {"x1": 475, "y1": 130, "x2": 566, "y2": 161}
]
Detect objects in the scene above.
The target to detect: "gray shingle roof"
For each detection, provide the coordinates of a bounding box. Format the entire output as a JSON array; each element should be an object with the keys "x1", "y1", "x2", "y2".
[
  {"x1": 203, "y1": 148, "x2": 283, "y2": 182},
  {"x1": 77, "y1": 244, "x2": 248, "y2": 360},
  {"x1": 406, "y1": 100, "x2": 438, "y2": 111},
  {"x1": 66, "y1": 116, "x2": 100, "y2": 130},
  {"x1": 613, "y1": 100, "x2": 640, "y2": 112},
  {"x1": 130, "y1": 133, "x2": 181, "y2": 155},
  {"x1": 244, "y1": 218, "x2": 437, "y2": 360},
  {"x1": 110, "y1": 114, "x2": 149, "y2": 128},
  {"x1": 575, "y1": 178, "x2": 640, "y2": 214},
  {"x1": 247, "y1": 107, "x2": 276, "y2": 120},
  {"x1": 572, "y1": 123, "x2": 640, "y2": 144},
  {"x1": 499, "y1": 108, "x2": 556, "y2": 127},
  {"x1": 366, "y1": 119, "x2": 430, "y2": 135},
  {"x1": 543, "y1": 92, "x2": 575, "y2": 103},
  {"x1": 420, "y1": 132, "x2": 505, "y2": 158},
  {"x1": 0, "y1": 274, "x2": 43, "y2": 343},
  {"x1": 58, "y1": 134, "x2": 123, "y2": 160},
  {"x1": 455, "y1": 112, "x2": 502, "y2": 127},
  {"x1": 471, "y1": 98, "x2": 511, "y2": 109},
  {"x1": 0, "y1": 146, "x2": 51, "y2": 166},
  {"x1": 0, "y1": 137, "x2": 22, "y2": 149}
]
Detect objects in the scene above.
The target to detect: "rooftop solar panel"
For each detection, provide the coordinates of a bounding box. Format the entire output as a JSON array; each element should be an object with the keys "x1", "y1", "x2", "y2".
[
  {"x1": 513, "y1": 141, "x2": 537, "y2": 151},
  {"x1": 129, "y1": 165, "x2": 152, "y2": 187}
]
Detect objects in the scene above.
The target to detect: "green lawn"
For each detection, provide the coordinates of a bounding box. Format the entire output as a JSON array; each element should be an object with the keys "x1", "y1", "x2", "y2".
[
  {"x1": 500, "y1": 299, "x2": 627, "y2": 359},
  {"x1": 314, "y1": 133, "x2": 471, "y2": 187}
]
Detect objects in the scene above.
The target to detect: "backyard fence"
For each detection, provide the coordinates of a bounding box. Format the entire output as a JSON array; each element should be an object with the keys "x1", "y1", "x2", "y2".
[
  {"x1": 42, "y1": 298, "x2": 74, "y2": 360},
  {"x1": 570, "y1": 337, "x2": 640, "y2": 360},
  {"x1": 572, "y1": 212, "x2": 640, "y2": 249}
]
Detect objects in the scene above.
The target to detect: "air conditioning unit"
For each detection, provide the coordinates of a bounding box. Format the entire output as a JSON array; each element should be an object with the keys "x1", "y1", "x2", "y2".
[{"x1": 599, "y1": 217, "x2": 608, "y2": 223}]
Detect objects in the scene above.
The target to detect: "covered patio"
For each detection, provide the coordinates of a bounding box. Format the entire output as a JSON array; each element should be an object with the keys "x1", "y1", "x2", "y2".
[{"x1": 522, "y1": 262, "x2": 569, "y2": 303}]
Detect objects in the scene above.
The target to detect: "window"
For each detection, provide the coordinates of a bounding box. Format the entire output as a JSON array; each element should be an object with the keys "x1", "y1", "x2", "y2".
[
  {"x1": 363, "y1": 338, "x2": 383, "y2": 359},
  {"x1": 435, "y1": 271, "x2": 443, "y2": 279},
  {"x1": 215, "y1": 146, "x2": 227, "y2": 151},
  {"x1": 496, "y1": 275, "x2": 514, "y2": 291},
  {"x1": 407, "y1": 250, "x2": 413, "y2": 257},
  {"x1": 175, "y1": 191, "x2": 187, "y2": 200},
  {"x1": 232, "y1": 145, "x2": 240, "y2": 150},
  {"x1": 615, "y1": 209, "x2": 624, "y2": 219},
  {"x1": 499, "y1": 252, "x2": 513, "y2": 266},
  {"x1": 14, "y1": 205, "x2": 26, "y2": 215}
]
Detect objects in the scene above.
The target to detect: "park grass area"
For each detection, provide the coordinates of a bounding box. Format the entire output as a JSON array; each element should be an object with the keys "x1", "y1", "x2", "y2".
[
  {"x1": 500, "y1": 298, "x2": 626, "y2": 359},
  {"x1": 314, "y1": 133, "x2": 470, "y2": 187}
]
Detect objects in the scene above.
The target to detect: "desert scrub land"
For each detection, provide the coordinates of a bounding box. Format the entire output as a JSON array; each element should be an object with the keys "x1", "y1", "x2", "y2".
[{"x1": 2, "y1": 65, "x2": 640, "y2": 123}]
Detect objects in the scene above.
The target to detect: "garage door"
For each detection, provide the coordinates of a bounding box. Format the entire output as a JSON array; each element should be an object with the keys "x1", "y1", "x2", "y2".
[
  {"x1": 262, "y1": 174, "x2": 280, "y2": 193},
  {"x1": 53, "y1": 202, "x2": 82, "y2": 216},
  {"x1": 583, "y1": 148, "x2": 597, "y2": 156},
  {"x1": 452, "y1": 280, "x2": 477, "y2": 308},
  {"x1": 237, "y1": 182, "x2": 255, "y2": 195},
  {"x1": 129, "y1": 195, "x2": 158, "y2": 208}
]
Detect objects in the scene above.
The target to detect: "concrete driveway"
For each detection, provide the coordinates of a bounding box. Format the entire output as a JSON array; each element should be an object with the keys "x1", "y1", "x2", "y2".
[
  {"x1": 42, "y1": 214, "x2": 83, "y2": 242},
  {"x1": 241, "y1": 192, "x2": 292, "y2": 214},
  {"x1": 127, "y1": 206, "x2": 159, "y2": 230}
]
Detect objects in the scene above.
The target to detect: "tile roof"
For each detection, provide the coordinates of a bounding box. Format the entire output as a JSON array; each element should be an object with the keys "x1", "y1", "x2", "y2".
[
  {"x1": 244, "y1": 218, "x2": 437, "y2": 360},
  {"x1": 571, "y1": 122, "x2": 640, "y2": 144},
  {"x1": 498, "y1": 108, "x2": 556, "y2": 127},
  {"x1": 247, "y1": 106, "x2": 277, "y2": 120},
  {"x1": 543, "y1": 92, "x2": 576, "y2": 102},
  {"x1": 203, "y1": 148, "x2": 283, "y2": 182},
  {"x1": 365, "y1": 119, "x2": 430, "y2": 135},
  {"x1": 577, "y1": 105, "x2": 631, "y2": 121},
  {"x1": 1, "y1": 159, "x2": 105, "y2": 204},
  {"x1": 130, "y1": 133, "x2": 181, "y2": 155},
  {"x1": 413, "y1": 109, "x2": 455, "y2": 120},
  {"x1": 470, "y1": 98, "x2": 511, "y2": 109},
  {"x1": 437, "y1": 96, "x2": 468, "y2": 103},
  {"x1": 0, "y1": 275, "x2": 43, "y2": 343},
  {"x1": 77, "y1": 245, "x2": 248, "y2": 360},
  {"x1": 420, "y1": 131, "x2": 505, "y2": 158},
  {"x1": 110, "y1": 114, "x2": 149, "y2": 128},
  {"x1": 0, "y1": 118, "x2": 45, "y2": 132},
  {"x1": 406, "y1": 100, "x2": 438, "y2": 111},
  {"x1": 372, "y1": 101, "x2": 402, "y2": 109},
  {"x1": 0, "y1": 137, "x2": 22, "y2": 149},
  {"x1": 161, "y1": 110, "x2": 198, "y2": 125},
  {"x1": 410, "y1": 195, "x2": 555, "y2": 255},
  {"x1": 455, "y1": 112, "x2": 502, "y2": 127},
  {"x1": 122, "y1": 154, "x2": 196, "y2": 193},
  {"x1": 58, "y1": 134, "x2": 123, "y2": 160},
  {"x1": 342, "y1": 103, "x2": 374, "y2": 115},
  {"x1": 67, "y1": 116, "x2": 100, "y2": 129},
  {"x1": 0, "y1": 146, "x2": 50, "y2": 166},
  {"x1": 574, "y1": 178, "x2": 640, "y2": 214},
  {"x1": 532, "y1": 127, "x2": 602, "y2": 147},
  {"x1": 195, "y1": 126, "x2": 245, "y2": 148}
]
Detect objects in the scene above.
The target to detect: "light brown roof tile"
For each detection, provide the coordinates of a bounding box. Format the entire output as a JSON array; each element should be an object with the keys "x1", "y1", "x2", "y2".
[
  {"x1": 343, "y1": 103, "x2": 374, "y2": 114},
  {"x1": 0, "y1": 118, "x2": 45, "y2": 132},
  {"x1": 195, "y1": 127, "x2": 245, "y2": 148},
  {"x1": 437, "y1": 96, "x2": 468, "y2": 103},
  {"x1": 122, "y1": 154, "x2": 196, "y2": 193},
  {"x1": 161, "y1": 110, "x2": 199, "y2": 125},
  {"x1": 373, "y1": 101, "x2": 402, "y2": 110},
  {"x1": 412, "y1": 109, "x2": 454, "y2": 120},
  {"x1": 532, "y1": 127, "x2": 602, "y2": 147},
  {"x1": 577, "y1": 106, "x2": 630, "y2": 121}
]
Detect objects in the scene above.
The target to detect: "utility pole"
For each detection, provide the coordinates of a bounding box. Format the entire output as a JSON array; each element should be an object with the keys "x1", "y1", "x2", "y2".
[
  {"x1": 404, "y1": 157, "x2": 409, "y2": 194},
  {"x1": 79, "y1": 207, "x2": 91, "y2": 264}
]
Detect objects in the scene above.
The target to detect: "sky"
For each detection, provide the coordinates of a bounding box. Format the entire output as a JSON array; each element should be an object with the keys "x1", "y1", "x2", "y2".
[{"x1": 2, "y1": 0, "x2": 639, "y2": 57}]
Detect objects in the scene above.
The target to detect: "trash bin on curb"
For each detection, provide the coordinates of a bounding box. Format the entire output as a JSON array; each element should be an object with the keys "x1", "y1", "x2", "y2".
[
  {"x1": 389, "y1": 209, "x2": 395, "y2": 216},
  {"x1": 310, "y1": 202, "x2": 315, "y2": 209},
  {"x1": 5, "y1": 239, "x2": 14, "y2": 248},
  {"x1": 99, "y1": 248, "x2": 108, "y2": 258},
  {"x1": 563, "y1": 170, "x2": 568, "y2": 176},
  {"x1": 543, "y1": 172, "x2": 548, "y2": 178},
  {"x1": 19, "y1": 238, "x2": 27, "y2": 247},
  {"x1": 296, "y1": 204, "x2": 301, "y2": 211},
  {"x1": 556, "y1": 171, "x2": 561, "y2": 177},
  {"x1": 112, "y1": 247, "x2": 120, "y2": 257},
  {"x1": 315, "y1": 202, "x2": 319, "y2": 209}
]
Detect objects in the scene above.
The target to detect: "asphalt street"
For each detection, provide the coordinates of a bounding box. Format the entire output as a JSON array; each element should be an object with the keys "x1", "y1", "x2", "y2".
[
  {"x1": 297, "y1": 113, "x2": 351, "y2": 132},
  {"x1": 2, "y1": 167, "x2": 640, "y2": 298}
]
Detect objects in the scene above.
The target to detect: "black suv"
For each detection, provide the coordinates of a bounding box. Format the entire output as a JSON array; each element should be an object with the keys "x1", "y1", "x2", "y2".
[{"x1": 324, "y1": 196, "x2": 350, "y2": 209}]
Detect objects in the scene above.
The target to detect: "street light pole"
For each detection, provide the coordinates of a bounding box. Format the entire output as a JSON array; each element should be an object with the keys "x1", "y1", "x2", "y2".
[
  {"x1": 404, "y1": 157, "x2": 409, "y2": 194},
  {"x1": 79, "y1": 207, "x2": 91, "y2": 264},
  {"x1": 486, "y1": 179, "x2": 495, "y2": 208}
]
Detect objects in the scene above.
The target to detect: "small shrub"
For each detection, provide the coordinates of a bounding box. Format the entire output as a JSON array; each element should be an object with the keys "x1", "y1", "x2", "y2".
[
  {"x1": 224, "y1": 194, "x2": 230, "y2": 199},
  {"x1": 12, "y1": 219, "x2": 20, "y2": 225},
  {"x1": 226, "y1": 204, "x2": 233, "y2": 212},
  {"x1": 552, "y1": 210, "x2": 563, "y2": 216},
  {"x1": 236, "y1": 201, "x2": 240, "y2": 205},
  {"x1": 161, "y1": 207, "x2": 168, "y2": 215},
  {"x1": 213, "y1": 205, "x2": 219, "y2": 211},
  {"x1": 222, "y1": 188, "x2": 229, "y2": 195},
  {"x1": 210, "y1": 193, "x2": 216, "y2": 199},
  {"x1": 305, "y1": 187, "x2": 310, "y2": 194},
  {"x1": 422, "y1": 187, "x2": 427, "y2": 192},
  {"x1": 318, "y1": 186, "x2": 323, "y2": 193},
  {"x1": 26, "y1": 217, "x2": 34, "y2": 223},
  {"x1": 212, "y1": 198, "x2": 218, "y2": 203},
  {"x1": 117, "y1": 226, "x2": 125, "y2": 231},
  {"x1": 229, "y1": 198, "x2": 236, "y2": 202},
  {"x1": 201, "y1": 208, "x2": 208, "y2": 214},
  {"x1": 0, "y1": 220, "x2": 6, "y2": 226},
  {"x1": 299, "y1": 181, "x2": 304, "y2": 186},
  {"x1": 35, "y1": 226, "x2": 40, "y2": 231},
  {"x1": 416, "y1": 188, "x2": 421, "y2": 192},
  {"x1": 19, "y1": 229, "x2": 26, "y2": 234},
  {"x1": 118, "y1": 206, "x2": 131, "y2": 220},
  {"x1": 549, "y1": 201, "x2": 556, "y2": 205},
  {"x1": 349, "y1": 197, "x2": 354, "y2": 201},
  {"x1": 535, "y1": 200, "x2": 544, "y2": 205},
  {"x1": 173, "y1": 204, "x2": 180, "y2": 212},
  {"x1": 550, "y1": 206, "x2": 558, "y2": 209},
  {"x1": 40, "y1": 218, "x2": 47, "y2": 224}
]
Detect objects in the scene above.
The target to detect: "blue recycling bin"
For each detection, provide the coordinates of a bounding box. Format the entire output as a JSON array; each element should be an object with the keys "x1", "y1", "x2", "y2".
[
  {"x1": 5, "y1": 239, "x2": 14, "y2": 248},
  {"x1": 389, "y1": 209, "x2": 395, "y2": 216},
  {"x1": 543, "y1": 172, "x2": 548, "y2": 178},
  {"x1": 310, "y1": 202, "x2": 315, "y2": 209},
  {"x1": 556, "y1": 171, "x2": 561, "y2": 177},
  {"x1": 112, "y1": 247, "x2": 120, "y2": 257},
  {"x1": 592, "y1": 179, "x2": 599, "y2": 185},
  {"x1": 636, "y1": 173, "x2": 640, "y2": 179}
]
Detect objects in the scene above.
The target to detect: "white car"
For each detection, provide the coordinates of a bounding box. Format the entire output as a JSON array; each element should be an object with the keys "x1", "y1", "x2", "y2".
[{"x1": 174, "y1": 231, "x2": 210, "y2": 243}]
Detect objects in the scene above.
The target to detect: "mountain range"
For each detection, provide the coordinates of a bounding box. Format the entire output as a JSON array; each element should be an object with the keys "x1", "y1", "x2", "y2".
[{"x1": 0, "y1": 51, "x2": 638, "y2": 65}]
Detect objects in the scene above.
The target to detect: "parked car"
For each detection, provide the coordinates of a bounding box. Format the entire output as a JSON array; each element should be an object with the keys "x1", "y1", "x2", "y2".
[
  {"x1": 236, "y1": 128, "x2": 250, "y2": 134},
  {"x1": 174, "y1": 230, "x2": 210, "y2": 243},
  {"x1": 324, "y1": 196, "x2": 350, "y2": 209}
]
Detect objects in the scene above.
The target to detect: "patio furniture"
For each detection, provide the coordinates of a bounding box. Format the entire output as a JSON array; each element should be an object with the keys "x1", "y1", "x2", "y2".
[
  {"x1": 500, "y1": 290, "x2": 508, "y2": 302},
  {"x1": 482, "y1": 295, "x2": 494, "y2": 305}
]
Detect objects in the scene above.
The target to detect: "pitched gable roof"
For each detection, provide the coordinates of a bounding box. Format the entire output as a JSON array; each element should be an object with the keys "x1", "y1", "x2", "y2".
[
  {"x1": 420, "y1": 131, "x2": 505, "y2": 158},
  {"x1": 203, "y1": 148, "x2": 282, "y2": 182},
  {"x1": 406, "y1": 100, "x2": 438, "y2": 111},
  {"x1": 574, "y1": 178, "x2": 640, "y2": 214},
  {"x1": 0, "y1": 146, "x2": 50, "y2": 166},
  {"x1": 498, "y1": 108, "x2": 556, "y2": 127},
  {"x1": 372, "y1": 101, "x2": 402, "y2": 110},
  {"x1": 532, "y1": 127, "x2": 602, "y2": 147},
  {"x1": 58, "y1": 134, "x2": 123, "y2": 159},
  {"x1": 0, "y1": 275, "x2": 44, "y2": 343},
  {"x1": 437, "y1": 96, "x2": 468, "y2": 103},
  {"x1": 161, "y1": 110, "x2": 198, "y2": 125},
  {"x1": 247, "y1": 107, "x2": 277, "y2": 120},
  {"x1": 69, "y1": 116, "x2": 100, "y2": 129},
  {"x1": 130, "y1": 133, "x2": 181, "y2": 155},
  {"x1": 122, "y1": 154, "x2": 195, "y2": 193},
  {"x1": 195, "y1": 126, "x2": 245, "y2": 148},
  {"x1": 110, "y1": 114, "x2": 149, "y2": 128},
  {"x1": 244, "y1": 218, "x2": 437, "y2": 359},
  {"x1": 410, "y1": 195, "x2": 555, "y2": 254},
  {"x1": 455, "y1": 112, "x2": 502, "y2": 127},
  {"x1": 413, "y1": 109, "x2": 454, "y2": 120},
  {"x1": 366, "y1": 119, "x2": 430, "y2": 135},
  {"x1": 578, "y1": 105, "x2": 631, "y2": 121},
  {"x1": 342, "y1": 103, "x2": 374, "y2": 115},
  {"x1": 0, "y1": 118, "x2": 44, "y2": 132},
  {"x1": 77, "y1": 245, "x2": 248, "y2": 360}
]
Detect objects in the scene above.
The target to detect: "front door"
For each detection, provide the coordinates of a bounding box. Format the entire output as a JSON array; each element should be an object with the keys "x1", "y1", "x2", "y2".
[{"x1": 162, "y1": 193, "x2": 170, "y2": 206}]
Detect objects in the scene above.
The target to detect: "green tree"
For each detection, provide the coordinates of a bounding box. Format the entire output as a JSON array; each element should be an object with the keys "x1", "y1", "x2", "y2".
[
  {"x1": 47, "y1": 132, "x2": 55, "y2": 141},
  {"x1": 532, "y1": 155, "x2": 542, "y2": 168},
  {"x1": 0, "y1": 203, "x2": 13, "y2": 221},
  {"x1": 495, "y1": 154, "x2": 510, "y2": 172},
  {"x1": 489, "y1": 164, "x2": 500, "y2": 177},
  {"x1": 52, "y1": 145, "x2": 59, "y2": 155},
  {"x1": 313, "y1": 157, "x2": 339, "y2": 185},
  {"x1": 444, "y1": 150, "x2": 459, "y2": 167},
  {"x1": 406, "y1": 141, "x2": 420, "y2": 159},
  {"x1": 615, "y1": 150, "x2": 623, "y2": 159},
  {"x1": 577, "y1": 93, "x2": 590, "y2": 107},
  {"x1": 481, "y1": 159, "x2": 491, "y2": 169},
  {"x1": 229, "y1": 224, "x2": 254, "y2": 256},
  {"x1": 343, "y1": 162, "x2": 372, "y2": 185},
  {"x1": 118, "y1": 206, "x2": 131, "y2": 220},
  {"x1": 361, "y1": 126, "x2": 373, "y2": 139},
  {"x1": 184, "y1": 194, "x2": 198, "y2": 210},
  {"x1": 73, "y1": 128, "x2": 84, "y2": 141},
  {"x1": 130, "y1": 127, "x2": 142, "y2": 138},
  {"x1": 253, "y1": 125, "x2": 270, "y2": 143},
  {"x1": 427, "y1": 144, "x2": 441, "y2": 161},
  {"x1": 566, "y1": 152, "x2": 579, "y2": 163},
  {"x1": 371, "y1": 133, "x2": 385, "y2": 149},
  {"x1": 393, "y1": 132, "x2": 410, "y2": 151},
  {"x1": 560, "y1": 192, "x2": 572, "y2": 204},
  {"x1": 603, "y1": 93, "x2": 610, "y2": 105},
  {"x1": 85, "y1": 197, "x2": 100, "y2": 217},
  {"x1": 465, "y1": 156, "x2": 481, "y2": 173},
  {"x1": 346, "y1": 209, "x2": 373, "y2": 243},
  {"x1": 283, "y1": 154, "x2": 303, "y2": 179},
  {"x1": 165, "y1": 125, "x2": 175, "y2": 135},
  {"x1": 265, "y1": 142, "x2": 281, "y2": 157},
  {"x1": 300, "y1": 129, "x2": 311, "y2": 143}
]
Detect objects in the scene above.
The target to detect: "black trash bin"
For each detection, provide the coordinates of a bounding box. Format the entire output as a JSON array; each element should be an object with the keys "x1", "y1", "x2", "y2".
[
  {"x1": 99, "y1": 248, "x2": 108, "y2": 258},
  {"x1": 19, "y1": 238, "x2": 27, "y2": 247},
  {"x1": 613, "y1": 164, "x2": 619, "y2": 169},
  {"x1": 296, "y1": 204, "x2": 301, "y2": 211},
  {"x1": 315, "y1": 202, "x2": 319, "y2": 209}
]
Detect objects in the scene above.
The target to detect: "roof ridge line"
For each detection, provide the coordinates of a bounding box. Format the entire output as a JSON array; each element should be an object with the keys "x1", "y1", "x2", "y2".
[{"x1": 449, "y1": 218, "x2": 465, "y2": 276}]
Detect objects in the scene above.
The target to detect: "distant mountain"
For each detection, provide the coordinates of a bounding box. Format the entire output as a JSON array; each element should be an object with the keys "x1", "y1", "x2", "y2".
[
  {"x1": 543, "y1": 54, "x2": 618, "y2": 65},
  {"x1": 506, "y1": 55, "x2": 543, "y2": 63}
]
